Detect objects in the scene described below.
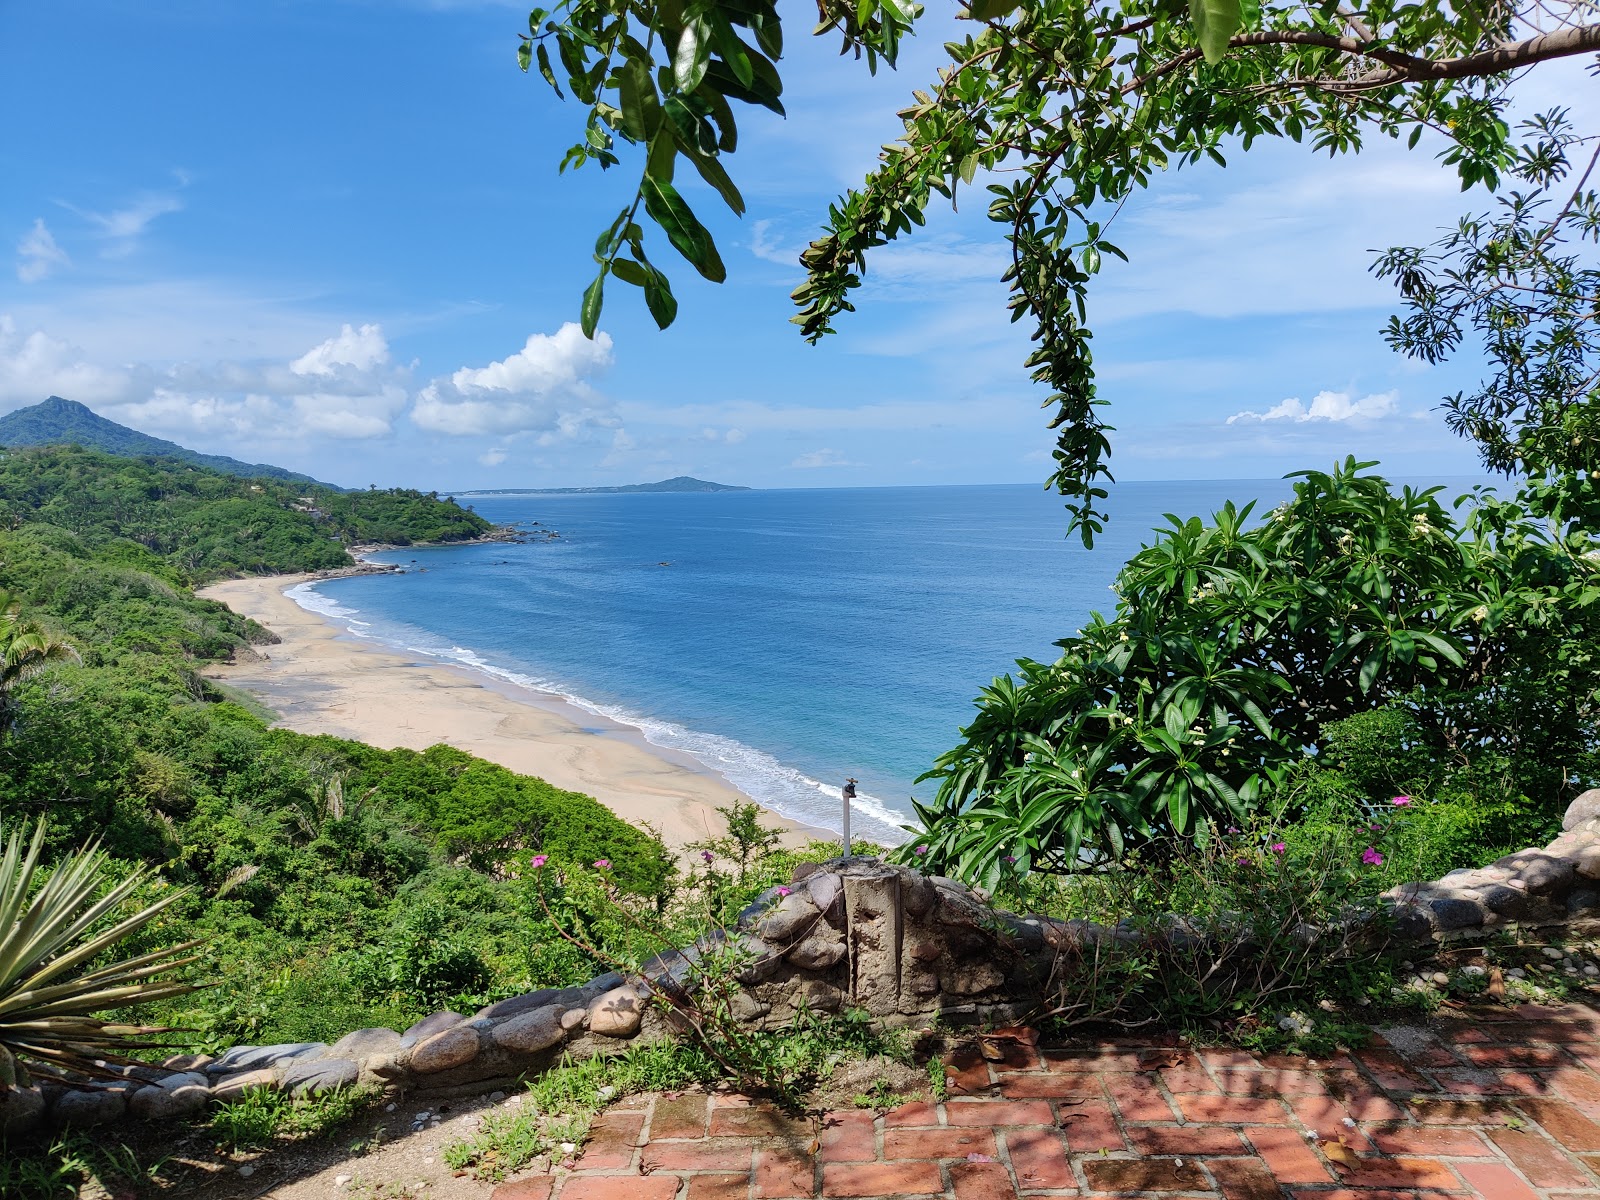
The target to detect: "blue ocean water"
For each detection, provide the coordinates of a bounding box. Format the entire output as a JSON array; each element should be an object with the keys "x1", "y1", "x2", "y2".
[{"x1": 288, "y1": 478, "x2": 1385, "y2": 842}]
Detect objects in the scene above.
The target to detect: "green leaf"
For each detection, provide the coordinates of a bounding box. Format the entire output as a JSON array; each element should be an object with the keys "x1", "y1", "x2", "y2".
[
  {"x1": 674, "y1": 19, "x2": 711, "y2": 92},
  {"x1": 688, "y1": 150, "x2": 746, "y2": 216},
  {"x1": 641, "y1": 176, "x2": 727, "y2": 282},
  {"x1": 966, "y1": 0, "x2": 1021, "y2": 19},
  {"x1": 643, "y1": 269, "x2": 679, "y2": 328},
  {"x1": 517, "y1": 40, "x2": 533, "y2": 72},
  {"x1": 536, "y1": 44, "x2": 562, "y2": 96},
  {"x1": 617, "y1": 58, "x2": 660, "y2": 142},
  {"x1": 958, "y1": 153, "x2": 979, "y2": 185},
  {"x1": 1188, "y1": 0, "x2": 1244, "y2": 64},
  {"x1": 711, "y1": 19, "x2": 754, "y2": 89},
  {"x1": 581, "y1": 267, "x2": 607, "y2": 337},
  {"x1": 610, "y1": 258, "x2": 649, "y2": 287}
]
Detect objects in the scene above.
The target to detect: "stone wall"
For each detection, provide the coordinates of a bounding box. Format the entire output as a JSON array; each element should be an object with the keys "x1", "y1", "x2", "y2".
[{"x1": 8, "y1": 790, "x2": 1600, "y2": 1136}]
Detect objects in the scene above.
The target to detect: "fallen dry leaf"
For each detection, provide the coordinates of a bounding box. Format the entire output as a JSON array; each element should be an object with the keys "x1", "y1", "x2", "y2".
[
  {"x1": 1488, "y1": 966, "x2": 1506, "y2": 1000},
  {"x1": 1319, "y1": 1138, "x2": 1362, "y2": 1171}
]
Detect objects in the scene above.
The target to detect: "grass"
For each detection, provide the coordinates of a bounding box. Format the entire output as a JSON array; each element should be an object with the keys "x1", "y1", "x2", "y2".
[
  {"x1": 209, "y1": 1083, "x2": 382, "y2": 1150},
  {"x1": 0, "y1": 1133, "x2": 172, "y2": 1200}
]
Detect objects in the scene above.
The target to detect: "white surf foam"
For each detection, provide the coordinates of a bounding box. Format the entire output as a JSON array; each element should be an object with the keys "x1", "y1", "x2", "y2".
[{"x1": 283, "y1": 581, "x2": 911, "y2": 845}]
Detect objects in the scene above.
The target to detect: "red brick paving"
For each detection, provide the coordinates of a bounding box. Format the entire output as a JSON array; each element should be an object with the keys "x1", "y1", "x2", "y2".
[{"x1": 489, "y1": 1001, "x2": 1600, "y2": 1199}]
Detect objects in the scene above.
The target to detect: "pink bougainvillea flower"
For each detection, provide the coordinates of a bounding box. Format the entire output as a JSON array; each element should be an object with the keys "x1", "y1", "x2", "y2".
[
  {"x1": 1392, "y1": 795, "x2": 1412, "y2": 806},
  {"x1": 1236, "y1": 856, "x2": 1252, "y2": 867},
  {"x1": 700, "y1": 850, "x2": 714, "y2": 864},
  {"x1": 775, "y1": 886, "x2": 791, "y2": 897},
  {"x1": 1369, "y1": 823, "x2": 1381, "y2": 833},
  {"x1": 1362, "y1": 846, "x2": 1384, "y2": 866},
  {"x1": 915, "y1": 845, "x2": 928, "y2": 856},
  {"x1": 1003, "y1": 854, "x2": 1017, "y2": 864},
  {"x1": 530, "y1": 854, "x2": 548, "y2": 869},
  {"x1": 1271, "y1": 842, "x2": 1286, "y2": 855},
  {"x1": 593, "y1": 859, "x2": 611, "y2": 870},
  {"x1": 1226, "y1": 826, "x2": 1241, "y2": 835}
]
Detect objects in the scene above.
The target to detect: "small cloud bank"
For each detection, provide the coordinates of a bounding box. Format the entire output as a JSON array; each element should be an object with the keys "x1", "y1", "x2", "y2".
[
  {"x1": 790, "y1": 447, "x2": 865, "y2": 469},
  {"x1": 17, "y1": 220, "x2": 69, "y2": 283},
  {"x1": 412, "y1": 323, "x2": 615, "y2": 437},
  {"x1": 1226, "y1": 390, "x2": 1398, "y2": 425}
]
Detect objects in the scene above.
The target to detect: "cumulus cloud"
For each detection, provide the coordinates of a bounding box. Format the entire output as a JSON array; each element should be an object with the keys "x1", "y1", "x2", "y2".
[
  {"x1": 17, "y1": 220, "x2": 69, "y2": 283},
  {"x1": 1226, "y1": 390, "x2": 1398, "y2": 425},
  {"x1": 411, "y1": 323, "x2": 615, "y2": 437},
  {"x1": 479, "y1": 447, "x2": 508, "y2": 467},
  {"x1": 790, "y1": 448, "x2": 865, "y2": 469},
  {"x1": 0, "y1": 314, "x2": 408, "y2": 442}
]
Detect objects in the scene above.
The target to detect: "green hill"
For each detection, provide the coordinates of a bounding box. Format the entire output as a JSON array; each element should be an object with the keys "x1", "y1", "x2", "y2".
[
  {"x1": 0, "y1": 395, "x2": 340, "y2": 488},
  {"x1": 0, "y1": 444, "x2": 494, "y2": 583}
]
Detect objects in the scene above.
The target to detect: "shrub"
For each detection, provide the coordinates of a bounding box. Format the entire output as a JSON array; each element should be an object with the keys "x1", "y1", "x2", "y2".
[{"x1": 906, "y1": 460, "x2": 1600, "y2": 885}]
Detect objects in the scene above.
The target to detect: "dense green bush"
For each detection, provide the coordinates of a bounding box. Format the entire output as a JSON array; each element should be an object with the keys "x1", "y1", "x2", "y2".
[{"x1": 905, "y1": 460, "x2": 1600, "y2": 885}]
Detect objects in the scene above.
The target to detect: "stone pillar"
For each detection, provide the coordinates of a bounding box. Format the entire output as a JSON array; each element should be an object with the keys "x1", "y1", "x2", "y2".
[{"x1": 843, "y1": 868, "x2": 903, "y2": 1016}]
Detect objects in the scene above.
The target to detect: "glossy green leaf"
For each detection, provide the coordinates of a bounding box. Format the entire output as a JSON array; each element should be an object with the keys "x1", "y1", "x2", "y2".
[
  {"x1": 580, "y1": 267, "x2": 607, "y2": 337},
  {"x1": 674, "y1": 19, "x2": 711, "y2": 92},
  {"x1": 1188, "y1": 0, "x2": 1244, "y2": 64},
  {"x1": 641, "y1": 177, "x2": 726, "y2": 282}
]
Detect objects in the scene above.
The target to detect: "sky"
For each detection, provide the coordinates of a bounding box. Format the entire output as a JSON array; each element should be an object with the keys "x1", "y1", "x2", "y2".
[{"x1": 1, "y1": 2, "x2": 1593, "y2": 493}]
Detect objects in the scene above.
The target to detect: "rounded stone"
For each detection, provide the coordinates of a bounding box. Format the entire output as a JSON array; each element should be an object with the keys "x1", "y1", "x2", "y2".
[
  {"x1": 53, "y1": 1087, "x2": 127, "y2": 1127},
  {"x1": 1480, "y1": 885, "x2": 1530, "y2": 918},
  {"x1": 409, "y1": 1024, "x2": 482, "y2": 1074},
  {"x1": 1568, "y1": 890, "x2": 1600, "y2": 914},
  {"x1": 282, "y1": 1056, "x2": 360, "y2": 1097},
  {"x1": 1576, "y1": 846, "x2": 1600, "y2": 881},
  {"x1": 588, "y1": 985, "x2": 645, "y2": 1039},
  {"x1": 757, "y1": 891, "x2": 822, "y2": 943},
  {"x1": 211, "y1": 1067, "x2": 283, "y2": 1101},
  {"x1": 205, "y1": 1042, "x2": 325, "y2": 1076},
  {"x1": 0, "y1": 1086, "x2": 45, "y2": 1135},
  {"x1": 786, "y1": 928, "x2": 848, "y2": 971},
  {"x1": 128, "y1": 1077, "x2": 211, "y2": 1120},
  {"x1": 325, "y1": 1028, "x2": 401, "y2": 1062},
  {"x1": 560, "y1": 1007, "x2": 588, "y2": 1031},
  {"x1": 490, "y1": 1005, "x2": 567, "y2": 1055},
  {"x1": 1427, "y1": 896, "x2": 1485, "y2": 931},
  {"x1": 400, "y1": 1010, "x2": 467, "y2": 1047},
  {"x1": 1564, "y1": 788, "x2": 1600, "y2": 831},
  {"x1": 806, "y1": 873, "x2": 845, "y2": 925}
]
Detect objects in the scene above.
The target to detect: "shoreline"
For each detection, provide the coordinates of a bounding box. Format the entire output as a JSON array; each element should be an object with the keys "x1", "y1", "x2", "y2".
[{"x1": 199, "y1": 573, "x2": 831, "y2": 853}]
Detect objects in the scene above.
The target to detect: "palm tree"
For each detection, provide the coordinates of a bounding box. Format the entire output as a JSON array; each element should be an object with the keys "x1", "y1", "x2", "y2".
[{"x1": 0, "y1": 590, "x2": 78, "y2": 738}]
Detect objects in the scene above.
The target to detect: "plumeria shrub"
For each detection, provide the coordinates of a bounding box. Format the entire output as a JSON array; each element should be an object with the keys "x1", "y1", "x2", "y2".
[{"x1": 903, "y1": 459, "x2": 1600, "y2": 886}]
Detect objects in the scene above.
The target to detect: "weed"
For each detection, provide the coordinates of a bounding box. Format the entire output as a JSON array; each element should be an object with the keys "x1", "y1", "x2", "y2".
[
  {"x1": 852, "y1": 1079, "x2": 911, "y2": 1111},
  {"x1": 928, "y1": 1057, "x2": 948, "y2": 1103},
  {"x1": 0, "y1": 1133, "x2": 169, "y2": 1200},
  {"x1": 210, "y1": 1083, "x2": 382, "y2": 1149}
]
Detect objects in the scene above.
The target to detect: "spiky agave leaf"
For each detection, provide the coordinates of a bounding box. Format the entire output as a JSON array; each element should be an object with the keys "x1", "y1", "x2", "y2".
[{"x1": 0, "y1": 818, "x2": 208, "y2": 1088}]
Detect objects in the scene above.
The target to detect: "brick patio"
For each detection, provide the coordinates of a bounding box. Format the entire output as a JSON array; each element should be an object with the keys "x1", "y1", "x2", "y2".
[{"x1": 488, "y1": 1001, "x2": 1600, "y2": 1200}]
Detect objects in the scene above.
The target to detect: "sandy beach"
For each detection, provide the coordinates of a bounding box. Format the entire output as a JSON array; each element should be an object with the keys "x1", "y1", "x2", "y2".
[{"x1": 199, "y1": 573, "x2": 824, "y2": 851}]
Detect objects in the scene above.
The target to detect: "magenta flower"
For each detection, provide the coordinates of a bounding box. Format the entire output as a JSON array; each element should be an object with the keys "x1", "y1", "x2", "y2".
[
  {"x1": 593, "y1": 859, "x2": 611, "y2": 870},
  {"x1": 530, "y1": 854, "x2": 548, "y2": 869},
  {"x1": 700, "y1": 850, "x2": 714, "y2": 864},
  {"x1": 1236, "y1": 856, "x2": 1251, "y2": 867},
  {"x1": 1392, "y1": 795, "x2": 1412, "y2": 807},
  {"x1": 1271, "y1": 842, "x2": 1286, "y2": 855},
  {"x1": 1369, "y1": 823, "x2": 1381, "y2": 833},
  {"x1": 915, "y1": 845, "x2": 928, "y2": 857},
  {"x1": 775, "y1": 886, "x2": 791, "y2": 897},
  {"x1": 1003, "y1": 854, "x2": 1017, "y2": 864},
  {"x1": 1226, "y1": 826, "x2": 1241, "y2": 835},
  {"x1": 1362, "y1": 846, "x2": 1384, "y2": 866}
]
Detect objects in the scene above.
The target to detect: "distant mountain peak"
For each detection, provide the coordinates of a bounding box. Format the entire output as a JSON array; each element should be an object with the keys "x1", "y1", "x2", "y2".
[
  {"x1": 461, "y1": 475, "x2": 753, "y2": 496},
  {"x1": 0, "y1": 396, "x2": 339, "y2": 489}
]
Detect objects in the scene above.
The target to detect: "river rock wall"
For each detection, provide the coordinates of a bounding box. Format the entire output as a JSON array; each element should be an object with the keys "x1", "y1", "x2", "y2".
[{"x1": 8, "y1": 790, "x2": 1600, "y2": 1136}]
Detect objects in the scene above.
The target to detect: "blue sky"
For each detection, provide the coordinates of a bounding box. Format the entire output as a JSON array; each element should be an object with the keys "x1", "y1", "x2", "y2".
[{"x1": 2, "y1": 2, "x2": 1591, "y2": 493}]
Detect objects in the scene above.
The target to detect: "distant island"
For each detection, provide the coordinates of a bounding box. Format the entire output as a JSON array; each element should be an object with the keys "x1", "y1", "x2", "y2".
[
  {"x1": 0, "y1": 395, "x2": 341, "y2": 490},
  {"x1": 461, "y1": 476, "x2": 752, "y2": 495}
]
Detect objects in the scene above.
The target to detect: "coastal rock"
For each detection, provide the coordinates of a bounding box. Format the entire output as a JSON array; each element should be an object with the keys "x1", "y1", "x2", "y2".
[
  {"x1": 410, "y1": 1025, "x2": 481, "y2": 1074},
  {"x1": 588, "y1": 986, "x2": 644, "y2": 1039},
  {"x1": 490, "y1": 1006, "x2": 567, "y2": 1055},
  {"x1": 212, "y1": 1068, "x2": 283, "y2": 1101},
  {"x1": 1564, "y1": 789, "x2": 1600, "y2": 831},
  {"x1": 900, "y1": 873, "x2": 937, "y2": 918},
  {"x1": 733, "y1": 933, "x2": 783, "y2": 983},
  {"x1": 283, "y1": 1057, "x2": 360, "y2": 1097},
  {"x1": 206, "y1": 1043, "x2": 325, "y2": 1076},
  {"x1": 326, "y1": 1028, "x2": 402, "y2": 1062},
  {"x1": 401, "y1": 1011, "x2": 467, "y2": 1046}
]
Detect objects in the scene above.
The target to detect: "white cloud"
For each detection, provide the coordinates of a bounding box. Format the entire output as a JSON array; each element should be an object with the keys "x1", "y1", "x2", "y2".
[
  {"x1": 1226, "y1": 389, "x2": 1398, "y2": 425},
  {"x1": 291, "y1": 323, "x2": 390, "y2": 376},
  {"x1": 479, "y1": 447, "x2": 508, "y2": 467},
  {"x1": 66, "y1": 188, "x2": 185, "y2": 257},
  {"x1": 0, "y1": 314, "x2": 409, "y2": 442},
  {"x1": 412, "y1": 323, "x2": 616, "y2": 437},
  {"x1": 789, "y1": 447, "x2": 865, "y2": 469},
  {"x1": 16, "y1": 220, "x2": 69, "y2": 283}
]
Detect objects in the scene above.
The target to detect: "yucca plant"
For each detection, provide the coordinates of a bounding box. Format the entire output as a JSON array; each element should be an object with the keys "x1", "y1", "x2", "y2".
[{"x1": 0, "y1": 818, "x2": 206, "y2": 1090}]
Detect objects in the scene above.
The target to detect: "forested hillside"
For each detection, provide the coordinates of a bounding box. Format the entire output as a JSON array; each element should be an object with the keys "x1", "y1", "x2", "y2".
[
  {"x1": 0, "y1": 450, "x2": 693, "y2": 1047},
  {"x1": 0, "y1": 445, "x2": 493, "y2": 581}
]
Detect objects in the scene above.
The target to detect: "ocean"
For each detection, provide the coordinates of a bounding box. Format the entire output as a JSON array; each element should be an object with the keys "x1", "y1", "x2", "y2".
[{"x1": 285, "y1": 477, "x2": 1436, "y2": 844}]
